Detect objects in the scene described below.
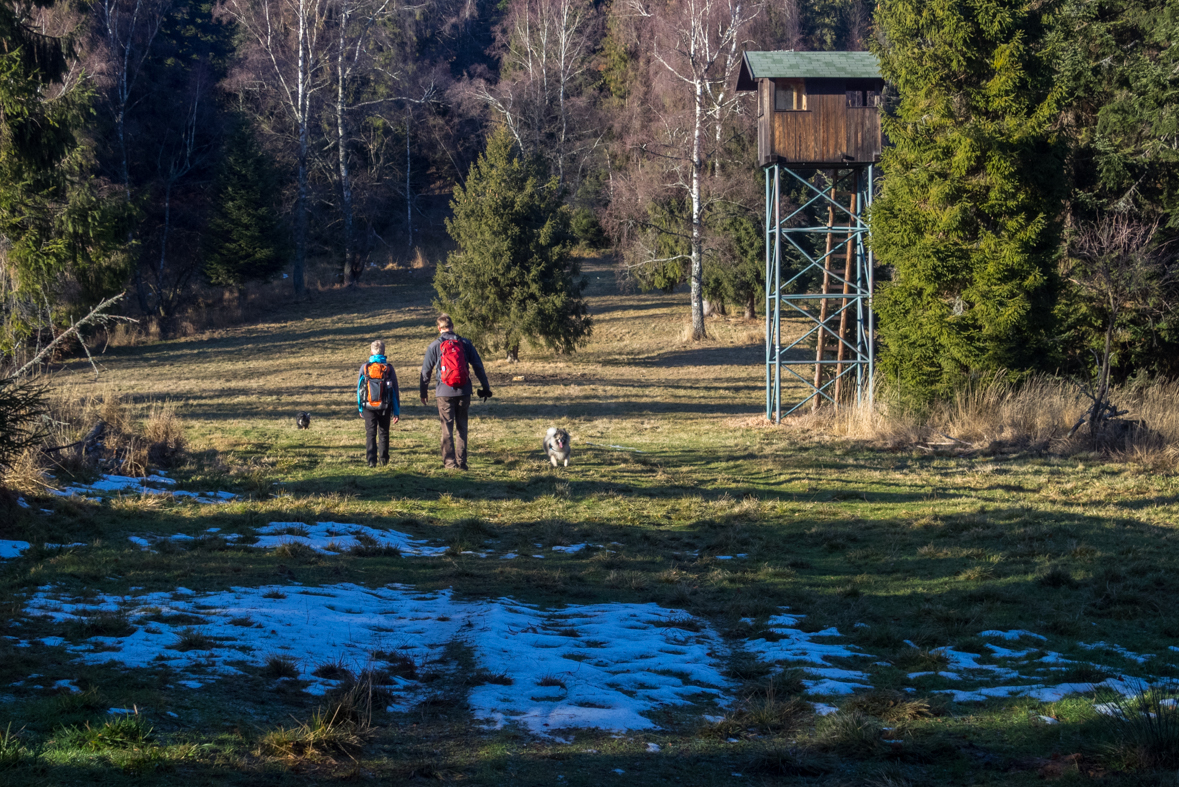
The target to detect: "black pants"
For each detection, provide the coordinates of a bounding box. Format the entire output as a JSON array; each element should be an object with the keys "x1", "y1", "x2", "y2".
[
  {"x1": 364, "y1": 408, "x2": 391, "y2": 465},
  {"x1": 436, "y1": 395, "x2": 470, "y2": 469}
]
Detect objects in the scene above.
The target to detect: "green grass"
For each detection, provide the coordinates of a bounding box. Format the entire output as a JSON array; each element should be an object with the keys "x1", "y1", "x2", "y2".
[{"x1": 0, "y1": 257, "x2": 1177, "y2": 784}]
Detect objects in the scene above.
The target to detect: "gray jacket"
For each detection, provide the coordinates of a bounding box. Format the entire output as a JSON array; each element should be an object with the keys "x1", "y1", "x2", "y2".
[{"x1": 420, "y1": 332, "x2": 491, "y2": 398}]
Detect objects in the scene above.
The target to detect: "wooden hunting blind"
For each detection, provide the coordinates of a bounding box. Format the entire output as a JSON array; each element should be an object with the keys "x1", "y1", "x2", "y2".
[
  {"x1": 738, "y1": 51, "x2": 884, "y2": 420},
  {"x1": 736, "y1": 50, "x2": 884, "y2": 168}
]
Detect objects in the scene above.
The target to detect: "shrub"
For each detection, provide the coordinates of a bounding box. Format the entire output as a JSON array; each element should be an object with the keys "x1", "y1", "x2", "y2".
[{"x1": 1093, "y1": 685, "x2": 1179, "y2": 770}]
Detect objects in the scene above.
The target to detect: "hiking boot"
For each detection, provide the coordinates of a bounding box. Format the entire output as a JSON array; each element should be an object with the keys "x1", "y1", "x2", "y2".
[{"x1": 367, "y1": 461, "x2": 377, "y2": 468}]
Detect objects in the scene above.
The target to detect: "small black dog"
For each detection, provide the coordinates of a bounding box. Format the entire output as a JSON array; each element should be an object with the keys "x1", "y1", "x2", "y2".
[
  {"x1": 544, "y1": 427, "x2": 571, "y2": 467},
  {"x1": 295, "y1": 412, "x2": 311, "y2": 430}
]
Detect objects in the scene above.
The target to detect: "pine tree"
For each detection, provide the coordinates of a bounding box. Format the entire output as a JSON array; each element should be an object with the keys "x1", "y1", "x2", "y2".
[
  {"x1": 435, "y1": 126, "x2": 591, "y2": 361},
  {"x1": 870, "y1": 0, "x2": 1067, "y2": 403},
  {"x1": 203, "y1": 119, "x2": 289, "y2": 289}
]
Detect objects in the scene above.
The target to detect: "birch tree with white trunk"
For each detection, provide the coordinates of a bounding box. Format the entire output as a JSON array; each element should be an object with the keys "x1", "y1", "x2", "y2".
[
  {"x1": 217, "y1": 0, "x2": 330, "y2": 297},
  {"x1": 627, "y1": 0, "x2": 759, "y2": 340}
]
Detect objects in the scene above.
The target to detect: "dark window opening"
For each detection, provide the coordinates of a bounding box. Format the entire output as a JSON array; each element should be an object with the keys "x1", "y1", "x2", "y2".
[
  {"x1": 846, "y1": 89, "x2": 881, "y2": 108},
  {"x1": 775, "y1": 81, "x2": 806, "y2": 111}
]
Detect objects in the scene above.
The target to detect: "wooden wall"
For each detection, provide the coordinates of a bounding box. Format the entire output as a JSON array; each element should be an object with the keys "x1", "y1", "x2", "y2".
[{"x1": 758, "y1": 78, "x2": 882, "y2": 167}]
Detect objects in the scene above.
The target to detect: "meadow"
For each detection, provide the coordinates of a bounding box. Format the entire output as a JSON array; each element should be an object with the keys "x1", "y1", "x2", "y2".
[{"x1": 1, "y1": 258, "x2": 1177, "y2": 786}]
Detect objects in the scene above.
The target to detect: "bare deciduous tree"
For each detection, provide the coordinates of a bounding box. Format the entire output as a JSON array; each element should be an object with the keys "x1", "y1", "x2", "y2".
[
  {"x1": 623, "y1": 0, "x2": 760, "y2": 340},
  {"x1": 469, "y1": 0, "x2": 601, "y2": 190},
  {"x1": 1066, "y1": 214, "x2": 1177, "y2": 440},
  {"x1": 217, "y1": 0, "x2": 331, "y2": 297}
]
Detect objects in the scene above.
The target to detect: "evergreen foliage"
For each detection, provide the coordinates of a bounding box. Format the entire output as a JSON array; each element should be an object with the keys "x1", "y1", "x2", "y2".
[
  {"x1": 0, "y1": 0, "x2": 131, "y2": 356},
  {"x1": 704, "y1": 207, "x2": 764, "y2": 318},
  {"x1": 435, "y1": 126, "x2": 591, "y2": 361},
  {"x1": 870, "y1": 0, "x2": 1067, "y2": 403},
  {"x1": 203, "y1": 119, "x2": 290, "y2": 289},
  {"x1": 1052, "y1": 0, "x2": 1179, "y2": 379}
]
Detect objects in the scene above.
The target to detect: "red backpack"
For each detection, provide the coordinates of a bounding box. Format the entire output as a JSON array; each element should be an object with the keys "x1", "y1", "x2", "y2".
[{"x1": 439, "y1": 338, "x2": 469, "y2": 387}]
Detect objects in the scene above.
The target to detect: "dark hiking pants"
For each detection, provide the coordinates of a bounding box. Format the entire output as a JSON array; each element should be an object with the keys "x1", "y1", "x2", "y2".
[
  {"x1": 436, "y1": 395, "x2": 470, "y2": 469},
  {"x1": 364, "y1": 408, "x2": 391, "y2": 465}
]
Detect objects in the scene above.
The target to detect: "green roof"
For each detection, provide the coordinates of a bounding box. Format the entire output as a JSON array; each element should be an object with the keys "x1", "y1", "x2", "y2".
[{"x1": 736, "y1": 51, "x2": 881, "y2": 89}]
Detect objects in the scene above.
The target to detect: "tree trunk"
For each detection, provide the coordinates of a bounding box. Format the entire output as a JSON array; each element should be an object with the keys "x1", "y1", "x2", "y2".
[
  {"x1": 337, "y1": 6, "x2": 355, "y2": 286},
  {"x1": 507, "y1": 345, "x2": 519, "y2": 363},
  {"x1": 406, "y1": 105, "x2": 413, "y2": 251},
  {"x1": 689, "y1": 76, "x2": 706, "y2": 341},
  {"x1": 744, "y1": 292, "x2": 755, "y2": 320},
  {"x1": 292, "y1": 0, "x2": 309, "y2": 298}
]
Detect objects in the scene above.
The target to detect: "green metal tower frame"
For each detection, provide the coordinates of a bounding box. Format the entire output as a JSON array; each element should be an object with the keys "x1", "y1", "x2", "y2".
[{"x1": 765, "y1": 165, "x2": 875, "y2": 422}]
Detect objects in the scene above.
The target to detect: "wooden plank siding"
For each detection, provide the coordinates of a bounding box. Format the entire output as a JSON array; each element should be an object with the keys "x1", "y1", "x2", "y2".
[{"x1": 760, "y1": 77, "x2": 882, "y2": 167}]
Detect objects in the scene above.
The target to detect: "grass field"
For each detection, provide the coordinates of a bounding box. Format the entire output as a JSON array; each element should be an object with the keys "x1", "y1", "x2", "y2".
[{"x1": 1, "y1": 257, "x2": 1178, "y2": 786}]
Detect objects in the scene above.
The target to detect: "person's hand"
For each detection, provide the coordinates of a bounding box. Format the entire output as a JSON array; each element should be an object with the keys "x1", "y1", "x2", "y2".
[
  {"x1": 391, "y1": 416, "x2": 400, "y2": 425},
  {"x1": 477, "y1": 388, "x2": 492, "y2": 401},
  {"x1": 420, "y1": 395, "x2": 428, "y2": 407}
]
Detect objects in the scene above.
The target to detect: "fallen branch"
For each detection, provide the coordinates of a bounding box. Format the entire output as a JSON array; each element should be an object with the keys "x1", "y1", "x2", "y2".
[{"x1": 9, "y1": 293, "x2": 137, "y2": 381}]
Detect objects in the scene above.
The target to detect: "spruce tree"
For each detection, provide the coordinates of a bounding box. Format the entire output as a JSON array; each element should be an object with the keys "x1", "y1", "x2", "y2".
[
  {"x1": 871, "y1": 0, "x2": 1067, "y2": 402},
  {"x1": 0, "y1": 0, "x2": 131, "y2": 348},
  {"x1": 203, "y1": 119, "x2": 289, "y2": 289},
  {"x1": 1052, "y1": 0, "x2": 1179, "y2": 380},
  {"x1": 435, "y1": 126, "x2": 591, "y2": 361}
]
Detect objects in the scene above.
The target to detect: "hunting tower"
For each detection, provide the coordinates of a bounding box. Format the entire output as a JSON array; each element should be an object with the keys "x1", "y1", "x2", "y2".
[{"x1": 737, "y1": 51, "x2": 884, "y2": 420}]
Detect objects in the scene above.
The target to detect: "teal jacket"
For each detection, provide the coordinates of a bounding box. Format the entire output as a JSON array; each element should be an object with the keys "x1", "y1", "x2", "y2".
[{"x1": 357, "y1": 354, "x2": 400, "y2": 416}]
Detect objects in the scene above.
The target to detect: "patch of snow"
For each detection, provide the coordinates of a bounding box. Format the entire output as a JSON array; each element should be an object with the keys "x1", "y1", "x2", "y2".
[
  {"x1": 942, "y1": 677, "x2": 1145, "y2": 703},
  {"x1": 500, "y1": 553, "x2": 519, "y2": 560},
  {"x1": 931, "y1": 647, "x2": 1019, "y2": 678},
  {"x1": 53, "y1": 679, "x2": 79, "y2": 692},
  {"x1": 702, "y1": 714, "x2": 723, "y2": 723},
  {"x1": 128, "y1": 537, "x2": 152, "y2": 550},
  {"x1": 745, "y1": 613, "x2": 869, "y2": 696},
  {"x1": 551, "y1": 544, "x2": 590, "y2": 554},
  {"x1": 26, "y1": 583, "x2": 731, "y2": 735},
  {"x1": 814, "y1": 703, "x2": 838, "y2": 716},
  {"x1": 16, "y1": 497, "x2": 30, "y2": 509},
  {"x1": 1080, "y1": 641, "x2": 1153, "y2": 664},
  {"x1": 646, "y1": 743, "x2": 660, "y2": 752},
  {"x1": 979, "y1": 630, "x2": 1047, "y2": 642},
  {"x1": 1036, "y1": 715, "x2": 1058, "y2": 724},
  {"x1": 108, "y1": 708, "x2": 135, "y2": 715},
  {"x1": 986, "y1": 644, "x2": 1035, "y2": 659},
  {"x1": 715, "y1": 556, "x2": 733, "y2": 561},
  {"x1": 0, "y1": 541, "x2": 31, "y2": 559},
  {"x1": 253, "y1": 522, "x2": 447, "y2": 556},
  {"x1": 51, "y1": 473, "x2": 235, "y2": 504}
]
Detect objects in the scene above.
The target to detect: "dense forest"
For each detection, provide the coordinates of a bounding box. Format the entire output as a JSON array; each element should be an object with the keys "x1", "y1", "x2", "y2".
[{"x1": 0, "y1": 0, "x2": 1176, "y2": 398}]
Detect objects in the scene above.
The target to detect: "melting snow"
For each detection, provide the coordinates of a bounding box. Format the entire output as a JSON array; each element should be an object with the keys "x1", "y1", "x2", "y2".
[
  {"x1": 0, "y1": 541, "x2": 31, "y2": 559},
  {"x1": 25, "y1": 583, "x2": 731, "y2": 735},
  {"x1": 50, "y1": 473, "x2": 236, "y2": 504},
  {"x1": 980, "y1": 630, "x2": 1047, "y2": 642},
  {"x1": 253, "y1": 522, "x2": 448, "y2": 556},
  {"x1": 743, "y1": 612, "x2": 870, "y2": 695}
]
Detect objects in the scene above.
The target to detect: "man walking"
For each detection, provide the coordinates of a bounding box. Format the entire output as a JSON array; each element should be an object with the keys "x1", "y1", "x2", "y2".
[
  {"x1": 420, "y1": 314, "x2": 492, "y2": 470},
  {"x1": 357, "y1": 340, "x2": 400, "y2": 467}
]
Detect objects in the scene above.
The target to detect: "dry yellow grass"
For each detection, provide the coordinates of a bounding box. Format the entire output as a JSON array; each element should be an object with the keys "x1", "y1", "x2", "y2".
[{"x1": 785, "y1": 373, "x2": 1179, "y2": 467}]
